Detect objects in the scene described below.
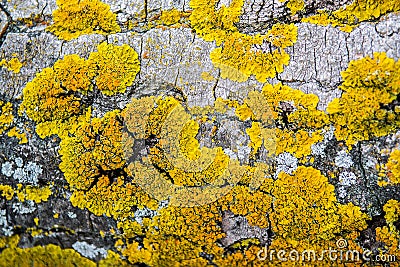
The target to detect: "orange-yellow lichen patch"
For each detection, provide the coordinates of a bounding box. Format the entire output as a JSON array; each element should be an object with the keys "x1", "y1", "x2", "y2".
[
  {"x1": 159, "y1": 9, "x2": 188, "y2": 26},
  {"x1": 237, "y1": 83, "x2": 328, "y2": 159},
  {"x1": 70, "y1": 176, "x2": 158, "y2": 218},
  {"x1": 53, "y1": 54, "x2": 96, "y2": 92},
  {"x1": 261, "y1": 167, "x2": 369, "y2": 266},
  {"x1": 384, "y1": 199, "x2": 400, "y2": 224},
  {"x1": 7, "y1": 127, "x2": 28, "y2": 144},
  {"x1": 47, "y1": 0, "x2": 121, "y2": 41},
  {"x1": 0, "y1": 58, "x2": 23, "y2": 73},
  {"x1": 123, "y1": 96, "x2": 247, "y2": 207},
  {"x1": 0, "y1": 184, "x2": 52, "y2": 203},
  {"x1": 0, "y1": 101, "x2": 13, "y2": 135},
  {"x1": 375, "y1": 199, "x2": 400, "y2": 263},
  {"x1": 274, "y1": 128, "x2": 323, "y2": 159},
  {"x1": 379, "y1": 149, "x2": 400, "y2": 186},
  {"x1": 21, "y1": 43, "x2": 140, "y2": 138},
  {"x1": 280, "y1": 0, "x2": 305, "y2": 14},
  {"x1": 59, "y1": 110, "x2": 124, "y2": 191},
  {"x1": 0, "y1": 185, "x2": 14, "y2": 200},
  {"x1": 189, "y1": 0, "x2": 244, "y2": 44},
  {"x1": 179, "y1": 119, "x2": 201, "y2": 160},
  {"x1": 261, "y1": 83, "x2": 329, "y2": 129},
  {"x1": 267, "y1": 23, "x2": 298, "y2": 49},
  {"x1": 98, "y1": 250, "x2": 132, "y2": 266},
  {"x1": 16, "y1": 185, "x2": 52, "y2": 203},
  {"x1": 23, "y1": 186, "x2": 52, "y2": 203},
  {"x1": 209, "y1": 32, "x2": 293, "y2": 83},
  {"x1": 190, "y1": 0, "x2": 298, "y2": 82},
  {"x1": 246, "y1": 122, "x2": 263, "y2": 154},
  {"x1": 59, "y1": 109, "x2": 157, "y2": 218},
  {"x1": 271, "y1": 166, "x2": 369, "y2": 242},
  {"x1": 0, "y1": 236, "x2": 96, "y2": 267},
  {"x1": 88, "y1": 42, "x2": 140, "y2": 96},
  {"x1": 375, "y1": 225, "x2": 400, "y2": 263},
  {"x1": 219, "y1": 183, "x2": 273, "y2": 228},
  {"x1": 121, "y1": 204, "x2": 224, "y2": 266},
  {"x1": 303, "y1": 0, "x2": 400, "y2": 32},
  {"x1": 21, "y1": 66, "x2": 85, "y2": 125},
  {"x1": 146, "y1": 96, "x2": 180, "y2": 138},
  {"x1": 327, "y1": 52, "x2": 400, "y2": 147}
]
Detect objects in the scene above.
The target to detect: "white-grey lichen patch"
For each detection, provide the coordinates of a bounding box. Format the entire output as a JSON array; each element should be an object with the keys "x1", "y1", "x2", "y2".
[
  {"x1": 338, "y1": 171, "x2": 357, "y2": 186},
  {"x1": 335, "y1": 150, "x2": 353, "y2": 168},
  {"x1": 72, "y1": 241, "x2": 108, "y2": 260},
  {"x1": 324, "y1": 126, "x2": 335, "y2": 141},
  {"x1": 224, "y1": 148, "x2": 238, "y2": 161},
  {"x1": 0, "y1": 210, "x2": 7, "y2": 227},
  {"x1": 275, "y1": 152, "x2": 298, "y2": 176},
  {"x1": 14, "y1": 157, "x2": 23, "y2": 168},
  {"x1": 12, "y1": 162, "x2": 42, "y2": 185},
  {"x1": 158, "y1": 200, "x2": 169, "y2": 210},
  {"x1": 67, "y1": 211, "x2": 77, "y2": 219},
  {"x1": 311, "y1": 141, "x2": 326, "y2": 156},
  {"x1": 337, "y1": 186, "x2": 347, "y2": 199},
  {"x1": 12, "y1": 201, "x2": 36, "y2": 214},
  {"x1": 0, "y1": 211, "x2": 13, "y2": 236},
  {"x1": 1, "y1": 162, "x2": 14, "y2": 177},
  {"x1": 134, "y1": 207, "x2": 157, "y2": 225},
  {"x1": 237, "y1": 145, "x2": 251, "y2": 162},
  {"x1": 312, "y1": 126, "x2": 335, "y2": 155}
]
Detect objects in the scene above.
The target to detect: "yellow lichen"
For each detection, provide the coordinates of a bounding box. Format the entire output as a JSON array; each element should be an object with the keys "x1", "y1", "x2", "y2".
[
  {"x1": 20, "y1": 64, "x2": 87, "y2": 129},
  {"x1": 384, "y1": 199, "x2": 400, "y2": 225},
  {"x1": 7, "y1": 127, "x2": 28, "y2": 144},
  {"x1": 327, "y1": 52, "x2": 400, "y2": 147},
  {"x1": 237, "y1": 83, "x2": 329, "y2": 160},
  {"x1": 17, "y1": 185, "x2": 52, "y2": 203},
  {"x1": 159, "y1": 9, "x2": 184, "y2": 26},
  {"x1": 59, "y1": 110, "x2": 125, "y2": 191},
  {"x1": 375, "y1": 199, "x2": 400, "y2": 263},
  {"x1": 0, "y1": 58, "x2": 23, "y2": 73},
  {"x1": 21, "y1": 43, "x2": 140, "y2": 138},
  {"x1": 179, "y1": 119, "x2": 201, "y2": 160},
  {"x1": 280, "y1": 0, "x2": 305, "y2": 14},
  {"x1": 189, "y1": 0, "x2": 244, "y2": 44},
  {"x1": 16, "y1": 5, "x2": 394, "y2": 262},
  {"x1": 121, "y1": 95, "x2": 248, "y2": 207},
  {"x1": 246, "y1": 122, "x2": 263, "y2": 155},
  {"x1": 88, "y1": 42, "x2": 140, "y2": 96},
  {"x1": 47, "y1": 0, "x2": 121, "y2": 41},
  {"x1": 0, "y1": 185, "x2": 14, "y2": 200},
  {"x1": 200, "y1": 71, "x2": 215, "y2": 81},
  {"x1": 379, "y1": 149, "x2": 400, "y2": 186},
  {"x1": 274, "y1": 128, "x2": 324, "y2": 159},
  {"x1": 0, "y1": 101, "x2": 13, "y2": 135},
  {"x1": 271, "y1": 166, "x2": 369, "y2": 242},
  {"x1": 121, "y1": 204, "x2": 224, "y2": 266},
  {"x1": 190, "y1": 0, "x2": 297, "y2": 82},
  {"x1": 0, "y1": 238, "x2": 96, "y2": 267},
  {"x1": 303, "y1": 0, "x2": 400, "y2": 32},
  {"x1": 209, "y1": 32, "x2": 293, "y2": 82},
  {"x1": 59, "y1": 110, "x2": 157, "y2": 218}
]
